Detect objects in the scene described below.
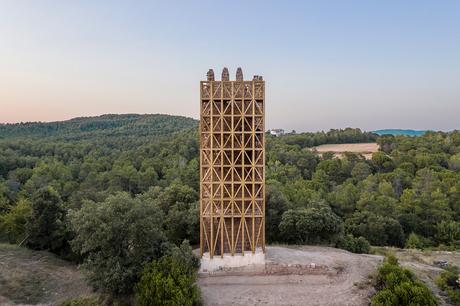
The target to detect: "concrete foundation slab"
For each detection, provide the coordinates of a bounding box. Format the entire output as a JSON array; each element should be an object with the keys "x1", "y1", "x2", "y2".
[{"x1": 200, "y1": 251, "x2": 265, "y2": 273}]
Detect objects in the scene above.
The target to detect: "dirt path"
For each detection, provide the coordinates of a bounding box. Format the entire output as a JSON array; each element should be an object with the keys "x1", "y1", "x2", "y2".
[
  {"x1": 0, "y1": 244, "x2": 94, "y2": 306},
  {"x1": 198, "y1": 246, "x2": 382, "y2": 306}
]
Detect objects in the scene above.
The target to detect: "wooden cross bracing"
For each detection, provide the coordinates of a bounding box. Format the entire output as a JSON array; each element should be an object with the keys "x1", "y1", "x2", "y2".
[{"x1": 200, "y1": 79, "x2": 265, "y2": 258}]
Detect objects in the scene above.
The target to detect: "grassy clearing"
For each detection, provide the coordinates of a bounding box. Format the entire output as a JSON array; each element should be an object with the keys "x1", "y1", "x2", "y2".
[
  {"x1": 0, "y1": 272, "x2": 46, "y2": 304},
  {"x1": 0, "y1": 243, "x2": 94, "y2": 305},
  {"x1": 372, "y1": 246, "x2": 460, "y2": 267}
]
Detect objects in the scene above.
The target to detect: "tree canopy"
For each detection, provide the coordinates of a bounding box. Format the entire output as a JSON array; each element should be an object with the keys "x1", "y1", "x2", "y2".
[{"x1": 1, "y1": 114, "x2": 460, "y2": 299}]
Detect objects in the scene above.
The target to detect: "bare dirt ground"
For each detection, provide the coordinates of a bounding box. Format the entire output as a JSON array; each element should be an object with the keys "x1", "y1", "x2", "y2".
[
  {"x1": 1, "y1": 243, "x2": 456, "y2": 305},
  {"x1": 310, "y1": 143, "x2": 379, "y2": 159},
  {"x1": 198, "y1": 246, "x2": 382, "y2": 306},
  {"x1": 198, "y1": 245, "x2": 458, "y2": 306},
  {"x1": 0, "y1": 244, "x2": 94, "y2": 306}
]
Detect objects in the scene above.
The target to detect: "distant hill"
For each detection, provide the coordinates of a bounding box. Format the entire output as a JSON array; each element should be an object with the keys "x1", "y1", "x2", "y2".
[
  {"x1": 0, "y1": 114, "x2": 198, "y2": 140},
  {"x1": 372, "y1": 129, "x2": 427, "y2": 136}
]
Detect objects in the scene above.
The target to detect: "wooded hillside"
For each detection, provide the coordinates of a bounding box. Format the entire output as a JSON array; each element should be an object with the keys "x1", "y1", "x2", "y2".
[{"x1": 1, "y1": 114, "x2": 459, "y2": 301}]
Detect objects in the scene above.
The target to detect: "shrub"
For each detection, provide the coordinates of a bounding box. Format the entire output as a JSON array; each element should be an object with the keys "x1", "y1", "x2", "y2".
[
  {"x1": 0, "y1": 198, "x2": 31, "y2": 243},
  {"x1": 135, "y1": 240, "x2": 201, "y2": 306},
  {"x1": 448, "y1": 153, "x2": 460, "y2": 171},
  {"x1": 435, "y1": 221, "x2": 460, "y2": 246},
  {"x1": 336, "y1": 234, "x2": 370, "y2": 254},
  {"x1": 25, "y1": 187, "x2": 70, "y2": 255},
  {"x1": 436, "y1": 265, "x2": 460, "y2": 305},
  {"x1": 70, "y1": 192, "x2": 167, "y2": 294},
  {"x1": 279, "y1": 206, "x2": 342, "y2": 244},
  {"x1": 59, "y1": 297, "x2": 102, "y2": 306},
  {"x1": 371, "y1": 254, "x2": 438, "y2": 306},
  {"x1": 345, "y1": 211, "x2": 405, "y2": 247},
  {"x1": 405, "y1": 232, "x2": 424, "y2": 249}
]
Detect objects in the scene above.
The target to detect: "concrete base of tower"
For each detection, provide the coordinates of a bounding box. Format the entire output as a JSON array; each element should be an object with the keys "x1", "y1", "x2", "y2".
[{"x1": 200, "y1": 250, "x2": 265, "y2": 273}]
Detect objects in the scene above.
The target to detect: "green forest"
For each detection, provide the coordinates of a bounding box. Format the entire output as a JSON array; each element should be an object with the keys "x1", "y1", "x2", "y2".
[{"x1": 1, "y1": 114, "x2": 460, "y2": 304}]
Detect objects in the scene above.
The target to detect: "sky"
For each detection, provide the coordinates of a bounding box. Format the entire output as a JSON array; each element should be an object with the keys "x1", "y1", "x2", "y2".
[{"x1": 0, "y1": 1, "x2": 459, "y2": 132}]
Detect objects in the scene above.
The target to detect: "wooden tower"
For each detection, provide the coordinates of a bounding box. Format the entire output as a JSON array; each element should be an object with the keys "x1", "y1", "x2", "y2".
[{"x1": 200, "y1": 67, "x2": 265, "y2": 258}]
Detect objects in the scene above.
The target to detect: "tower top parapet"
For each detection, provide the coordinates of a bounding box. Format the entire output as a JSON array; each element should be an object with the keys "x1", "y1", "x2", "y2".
[
  {"x1": 221, "y1": 67, "x2": 229, "y2": 81},
  {"x1": 205, "y1": 67, "x2": 262, "y2": 81},
  {"x1": 206, "y1": 69, "x2": 215, "y2": 81},
  {"x1": 236, "y1": 67, "x2": 243, "y2": 81}
]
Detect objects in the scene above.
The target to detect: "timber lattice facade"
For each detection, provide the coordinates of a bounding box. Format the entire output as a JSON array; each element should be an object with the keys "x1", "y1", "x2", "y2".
[{"x1": 200, "y1": 68, "x2": 265, "y2": 258}]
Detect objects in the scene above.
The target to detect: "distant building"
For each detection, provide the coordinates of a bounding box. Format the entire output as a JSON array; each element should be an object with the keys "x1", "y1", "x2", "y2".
[{"x1": 270, "y1": 129, "x2": 285, "y2": 137}]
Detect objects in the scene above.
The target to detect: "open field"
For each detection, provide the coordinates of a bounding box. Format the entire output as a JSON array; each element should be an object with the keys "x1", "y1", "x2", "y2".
[
  {"x1": 310, "y1": 142, "x2": 379, "y2": 159},
  {"x1": 0, "y1": 244, "x2": 94, "y2": 306}
]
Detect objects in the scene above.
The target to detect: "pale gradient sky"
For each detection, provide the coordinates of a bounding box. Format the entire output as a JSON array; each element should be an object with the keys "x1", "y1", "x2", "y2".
[{"x1": 0, "y1": 1, "x2": 459, "y2": 131}]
